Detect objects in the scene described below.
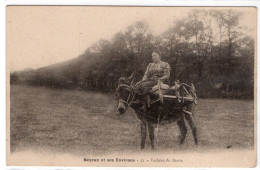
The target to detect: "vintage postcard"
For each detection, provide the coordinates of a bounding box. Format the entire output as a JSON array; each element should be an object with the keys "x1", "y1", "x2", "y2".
[{"x1": 6, "y1": 6, "x2": 257, "y2": 167}]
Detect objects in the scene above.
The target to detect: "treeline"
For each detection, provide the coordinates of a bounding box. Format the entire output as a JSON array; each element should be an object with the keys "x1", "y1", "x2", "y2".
[{"x1": 11, "y1": 9, "x2": 254, "y2": 98}]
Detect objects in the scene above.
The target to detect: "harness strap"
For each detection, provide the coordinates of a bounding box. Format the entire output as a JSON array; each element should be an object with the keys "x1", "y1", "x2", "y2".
[
  {"x1": 116, "y1": 84, "x2": 132, "y2": 92},
  {"x1": 117, "y1": 84, "x2": 136, "y2": 106},
  {"x1": 118, "y1": 99, "x2": 128, "y2": 104}
]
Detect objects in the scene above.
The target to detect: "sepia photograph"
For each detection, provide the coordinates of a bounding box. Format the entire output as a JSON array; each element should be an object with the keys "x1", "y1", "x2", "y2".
[{"x1": 6, "y1": 6, "x2": 256, "y2": 167}]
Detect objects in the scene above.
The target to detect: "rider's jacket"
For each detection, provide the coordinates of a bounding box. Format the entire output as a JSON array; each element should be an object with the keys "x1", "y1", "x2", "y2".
[{"x1": 142, "y1": 61, "x2": 171, "y2": 83}]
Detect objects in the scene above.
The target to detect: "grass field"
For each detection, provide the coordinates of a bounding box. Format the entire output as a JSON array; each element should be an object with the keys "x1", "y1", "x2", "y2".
[{"x1": 10, "y1": 85, "x2": 255, "y2": 156}]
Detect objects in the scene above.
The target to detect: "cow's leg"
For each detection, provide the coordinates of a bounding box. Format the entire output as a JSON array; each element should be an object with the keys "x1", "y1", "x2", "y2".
[
  {"x1": 177, "y1": 118, "x2": 187, "y2": 145},
  {"x1": 185, "y1": 103, "x2": 198, "y2": 144},
  {"x1": 140, "y1": 121, "x2": 147, "y2": 149},
  {"x1": 148, "y1": 123, "x2": 156, "y2": 149}
]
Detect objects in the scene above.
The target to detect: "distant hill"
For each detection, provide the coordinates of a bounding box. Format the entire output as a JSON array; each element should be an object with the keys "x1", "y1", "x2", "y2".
[{"x1": 10, "y1": 52, "x2": 107, "y2": 90}]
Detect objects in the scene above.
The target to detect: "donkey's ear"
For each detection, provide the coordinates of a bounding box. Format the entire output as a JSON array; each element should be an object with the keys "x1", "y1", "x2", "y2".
[
  {"x1": 128, "y1": 72, "x2": 137, "y2": 87},
  {"x1": 118, "y1": 77, "x2": 126, "y2": 85},
  {"x1": 128, "y1": 72, "x2": 136, "y2": 80}
]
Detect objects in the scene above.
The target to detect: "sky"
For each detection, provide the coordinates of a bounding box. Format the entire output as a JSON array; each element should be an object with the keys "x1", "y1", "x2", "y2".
[{"x1": 6, "y1": 6, "x2": 256, "y2": 72}]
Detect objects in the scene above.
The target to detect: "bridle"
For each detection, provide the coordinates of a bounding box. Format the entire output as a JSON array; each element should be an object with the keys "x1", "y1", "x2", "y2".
[{"x1": 116, "y1": 84, "x2": 136, "y2": 106}]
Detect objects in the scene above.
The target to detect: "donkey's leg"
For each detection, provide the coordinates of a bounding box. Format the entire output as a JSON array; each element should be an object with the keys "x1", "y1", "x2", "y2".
[
  {"x1": 140, "y1": 121, "x2": 147, "y2": 149},
  {"x1": 148, "y1": 123, "x2": 156, "y2": 150},
  {"x1": 185, "y1": 103, "x2": 198, "y2": 144},
  {"x1": 177, "y1": 118, "x2": 187, "y2": 145},
  {"x1": 185, "y1": 114, "x2": 198, "y2": 144}
]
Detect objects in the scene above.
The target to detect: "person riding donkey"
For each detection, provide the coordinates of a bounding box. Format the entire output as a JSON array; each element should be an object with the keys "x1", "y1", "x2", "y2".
[{"x1": 135, "y1": 50, "x2": 171, "y2": 111}]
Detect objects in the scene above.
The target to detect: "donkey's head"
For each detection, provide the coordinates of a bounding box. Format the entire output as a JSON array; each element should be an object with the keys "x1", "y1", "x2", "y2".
[{"x1": 115, "y1": 76, "x2": 135, "y2": 114}]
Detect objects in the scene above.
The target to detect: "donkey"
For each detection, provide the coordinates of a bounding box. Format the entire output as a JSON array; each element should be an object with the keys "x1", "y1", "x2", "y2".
[{"x1": 115, "y1": 77, "x2": 198, "y2": 149}]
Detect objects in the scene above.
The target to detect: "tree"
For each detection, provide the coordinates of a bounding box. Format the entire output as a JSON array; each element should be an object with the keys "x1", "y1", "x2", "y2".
[{"x1": 125, "y1": 21, "x2": 154, "y2": 73}]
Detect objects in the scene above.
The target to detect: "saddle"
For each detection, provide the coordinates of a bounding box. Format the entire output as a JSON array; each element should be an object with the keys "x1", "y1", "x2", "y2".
[
  {"x1": 133, "y1": 81, "x2": 180, "y2": 110},
  {"x1": 151, "y1": 82, "x2": 183, "y2": 105},
  {"x1": 151, "y1": 83, "x2": 171, "y2": 95},
  {"x1": 134, "y1": 80, "x2": 196, "y2": 108}
]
